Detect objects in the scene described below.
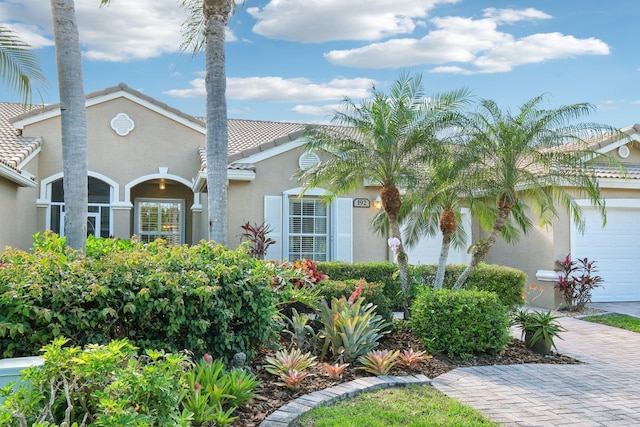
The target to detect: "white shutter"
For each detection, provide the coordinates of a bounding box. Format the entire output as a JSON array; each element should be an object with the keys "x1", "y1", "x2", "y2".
[
  {"x1": 333, "y1": 198, "x2": 353, "y2": 262},
  {"x1": 264, "y1": 196, "x2": 283, "y2": 261}
]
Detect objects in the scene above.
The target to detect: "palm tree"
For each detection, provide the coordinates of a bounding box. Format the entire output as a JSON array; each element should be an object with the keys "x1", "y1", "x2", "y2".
[
  {"x1": 181, "y1": 0, "x2": 239, "y2": 246},
  {"x1": 0, "y1": 26, "x2": 46, "y2": 105},
  {"x1": 51, "y1": 0, "x2": 88, "y2": 251},
  {"x1": 452, "y1": 95, "x2": 624, "y2": 289},
  {"x1": 298, "y1": 73, "x2": 470, "y2": 316},
  {"x1": 401, "y1": 141, "x2": 475, "y2": 289}
]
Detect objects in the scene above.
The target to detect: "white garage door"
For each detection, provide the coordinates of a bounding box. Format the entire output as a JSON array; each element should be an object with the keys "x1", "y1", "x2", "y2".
[
  {"x1": 571, "y1": 201, "x2": 640, "y2": 302},
  {"x1": 404, "y1": 208, "x2": 472, "y2": 266}
]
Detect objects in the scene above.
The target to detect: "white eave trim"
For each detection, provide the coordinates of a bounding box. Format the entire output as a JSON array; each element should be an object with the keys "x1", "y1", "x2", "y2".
[
  {"x1": 12, "y1": 91, "x2": 206, "y2": 134},
  {"x1": 17, "y1": 143, "x2": 41, "y2": 170},
  {"x1": 0, "y1": 163, "x2": 36, "y2": 187},
  {"x1": 192, "y1": 168, "x2": 256, "y2": 192},
  {"x1": 597, "y1": 177, "x2": 640, "y2": 189},
  {"x1": 238, "y1": 138, "x2": 307, "y2": 164}
]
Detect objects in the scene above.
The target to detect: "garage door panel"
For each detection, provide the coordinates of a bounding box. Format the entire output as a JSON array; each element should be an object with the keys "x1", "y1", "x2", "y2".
[{"x1": 572, "y1": 206, "x2": 640, "y2": 302}]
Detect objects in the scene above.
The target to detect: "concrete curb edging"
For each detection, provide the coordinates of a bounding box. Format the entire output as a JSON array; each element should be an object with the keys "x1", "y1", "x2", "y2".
[{"x1": 259, "y1": 374, "x2": 432, "y2": 427}]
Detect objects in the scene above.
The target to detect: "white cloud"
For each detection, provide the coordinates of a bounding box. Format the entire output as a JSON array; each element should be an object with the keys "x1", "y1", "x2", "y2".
[
  {"x1": 482, "y1": 7, "x2": 552, "y2": 24},
  {"x1": 325, "y1": 8, "x2": 609, "y2": 73},
  {"x1": 247, "y1": 0, "x2": 459, "y2": 43},
  {"x1": 3, "y1": 23, "x2": 54, "y2": 49},
  {"x1": 292, "y1": 104, "x2": 343, "y2": 117},
  {"x1": 0, "y1": 0, "x2": 239, "y2": 62},
  {"x1": 165, "y1": 76, "x2": 374, "y2": 102}
]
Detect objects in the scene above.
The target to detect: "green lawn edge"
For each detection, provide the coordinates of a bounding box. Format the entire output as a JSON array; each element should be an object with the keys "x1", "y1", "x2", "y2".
[
  {"x1": 582, "y1": 313, "x2": 640, "y2": 333},
  {"x1": 297, "y1": 385, "x2": 499, "y2": 427}
]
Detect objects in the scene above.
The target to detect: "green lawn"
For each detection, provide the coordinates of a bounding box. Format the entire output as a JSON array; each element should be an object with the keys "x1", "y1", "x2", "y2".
[
  {"x1": 582, "y1": 313, "x2": 640, "y2": 333},
  {"x1": 297, "y1": 385, "x2": 499, "y2": 427}
]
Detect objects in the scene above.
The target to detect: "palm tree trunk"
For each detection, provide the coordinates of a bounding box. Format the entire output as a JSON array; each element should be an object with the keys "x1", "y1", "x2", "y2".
[
  {"x1": 51, "y1": 0, "x2": 87, "y2": 251},
  {"x1": 204, "y1": 0, "x2": 230, "y2": 245},
  {"x1": 434, "y1": 231, "x2": 452, "y2": 289},
  {"x1": 453, "y1": 206, "x2": 511, "y2": 289},
  {"x1": 388, "y1": 214, "x2": 411, "y2": 318}
]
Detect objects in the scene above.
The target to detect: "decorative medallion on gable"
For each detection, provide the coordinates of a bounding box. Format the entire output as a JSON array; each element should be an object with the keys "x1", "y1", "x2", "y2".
[
  {"x1": 110, "y1": 113, "x2": 135, "y2": 136},
  {"x1": 298, "y1": 151, "x2": 320, "y2": 170}
]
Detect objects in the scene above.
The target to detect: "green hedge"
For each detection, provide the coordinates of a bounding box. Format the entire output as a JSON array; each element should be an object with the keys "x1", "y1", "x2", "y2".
[
  {"x1": 409, "y1": 288, "x2": 511, "y2": 358},
  {"x1": 318, "y1": 261, "x2": 400, "y2": 304},
  {"x1": 318, "y1": 261, "x2": 526, "y2": 310},
  {"x1": 0, "y1": 236, "x2": 279, "y2": 361},
  {"x1": 315, "y1": 279, "x2": 393, "y2": 322}
]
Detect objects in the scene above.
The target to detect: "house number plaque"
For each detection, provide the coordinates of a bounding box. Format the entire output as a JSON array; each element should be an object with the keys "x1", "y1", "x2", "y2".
[{"x1": 353, "y1": 198, "x2": 371, "y2": 208}]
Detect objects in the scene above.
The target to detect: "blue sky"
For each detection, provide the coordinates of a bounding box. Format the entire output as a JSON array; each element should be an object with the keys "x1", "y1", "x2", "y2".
[{"x1": 1, "y1": 0, "x2": 639, "y2": 128}]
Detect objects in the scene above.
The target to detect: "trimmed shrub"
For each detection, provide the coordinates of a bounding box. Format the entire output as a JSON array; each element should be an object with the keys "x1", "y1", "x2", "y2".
[
  {"x1": 318, "y1": 261, "x2": 400, "y2": 306},
  {"x1": 409, "y1": 288, "x2": 510, "y2": 358},
  {"x1": 409, "y1": 264, "x2": 526, "y2": 310},
  {"x1": 319, "y1": 261, "x2": 526, "y2": 311},
  {"x1": 315, "y1": 278, "x2": 393, "y2": 322},
  {"x1": 0, "y1": 235, "x2": 279, "y2": 361}
]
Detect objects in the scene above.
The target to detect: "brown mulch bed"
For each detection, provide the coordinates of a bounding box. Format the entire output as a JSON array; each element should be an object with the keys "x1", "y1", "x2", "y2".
[{"x1": 230, "y1": 329, "x2": 580, "y2": 426}]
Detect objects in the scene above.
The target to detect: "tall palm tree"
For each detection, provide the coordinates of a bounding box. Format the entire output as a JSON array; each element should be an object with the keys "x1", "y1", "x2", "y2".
[
  {"x1": 452, "y1": 95, "x2": 624, "y2": 289},
  {"x1": 0, "y1": 26, "x2": 46, "y2": 105},
  {"x1": 181, "y1": 0, "x2": 239, "y2": 246},
  {"x1": 401, "y1": 141, "x2": 475, "y2": 289},
  {"x1": 298, "y1": 73, "x2": 470, "y2": 316},
  {"x1": 51, "y1": 0, "x2": 88, "y2": 251}
]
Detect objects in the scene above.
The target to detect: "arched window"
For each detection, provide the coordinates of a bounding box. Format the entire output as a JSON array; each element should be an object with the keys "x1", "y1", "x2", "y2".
[{"x1": 49, "y1": 177, "x2": 112, "y2": 238}]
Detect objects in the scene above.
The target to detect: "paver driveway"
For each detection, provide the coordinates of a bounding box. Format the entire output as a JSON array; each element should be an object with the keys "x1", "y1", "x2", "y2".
[{"x1": 431, "y1": 316, "x2": 640, "y2": 426}]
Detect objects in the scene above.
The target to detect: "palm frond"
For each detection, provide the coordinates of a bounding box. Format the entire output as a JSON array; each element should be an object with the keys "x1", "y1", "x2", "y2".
[{"x1": 0, "y1": 26, "x2": 47, "y2": 105}]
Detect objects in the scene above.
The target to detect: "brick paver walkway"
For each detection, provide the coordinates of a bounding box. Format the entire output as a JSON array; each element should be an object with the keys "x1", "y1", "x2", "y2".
[{"x1": 431, "y1": 317, "x2": 640, "y2": 426}]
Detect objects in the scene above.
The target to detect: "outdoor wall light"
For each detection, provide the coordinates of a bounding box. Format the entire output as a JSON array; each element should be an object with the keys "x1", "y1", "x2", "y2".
[
  {"x1": 159, "y1": 179, "x2": 166, "y2": 190},
  {"x1": 373, "y1": 196, "x2": 382, "y2": 210}
]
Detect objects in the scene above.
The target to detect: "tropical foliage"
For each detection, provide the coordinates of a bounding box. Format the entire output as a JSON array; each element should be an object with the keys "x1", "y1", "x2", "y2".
[
  {"x1": 452, "y1": 95, "x2": 624, "y2": 288},
  {"x1": 0, "y1": 26, "x2": 46, "y2": 104},
  {"x1": 298, "y1": 73, "x2": 470, "y2": 314}
]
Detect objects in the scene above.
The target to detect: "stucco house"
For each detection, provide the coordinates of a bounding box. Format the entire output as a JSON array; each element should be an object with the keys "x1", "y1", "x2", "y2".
[{"x1": 0, "y1": 83, "x2": 638, "y2": 307}]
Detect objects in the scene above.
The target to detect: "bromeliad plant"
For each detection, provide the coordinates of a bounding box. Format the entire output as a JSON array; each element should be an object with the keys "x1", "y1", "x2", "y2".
[
  {"x1": 283, "y1": 308, "x2": 317, "y2": 352},
  {"x1": 398, "y1": 348, "x2": 432, "y2": 368},
  {"x1": 317, "y1": 284, "x2": 390, "y2": 362},
  {"x1": 357, "y1": 349, "x2": 400, "y2": 375},
  {"x1": 320, "y1": 362, "x2": 350, "y2": 379},
  {"x1": 264, "y1": 348, "x2": 317, "y2": 390},
  {"x1": 555, "y1": 254, "x2": 604, "y2": 312}
]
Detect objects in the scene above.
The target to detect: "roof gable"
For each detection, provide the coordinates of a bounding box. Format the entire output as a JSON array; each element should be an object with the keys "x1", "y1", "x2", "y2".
[{"x1": 11, "y1": 83, "x2": 207, "y2": 134}]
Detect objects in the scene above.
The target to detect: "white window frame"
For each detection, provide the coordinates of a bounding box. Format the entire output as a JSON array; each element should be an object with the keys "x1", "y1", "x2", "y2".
[
  {"x1": 46, "y1": 176, "x2": 114, "y2": 238},
  {"x1": 134, "y1": 198, "x2": 186, "y2": 245},
  {"x1": 264, "y1": 187, "x2": 352, "y2": 262}
]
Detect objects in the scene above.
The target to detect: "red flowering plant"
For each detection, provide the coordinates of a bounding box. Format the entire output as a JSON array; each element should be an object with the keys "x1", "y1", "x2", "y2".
[
  {"x1": 555, "y1": 254, "x2": 603, "y2": 312},
  {"x1": 267, "y1": 259, "x2": 328, "y2": 313}
]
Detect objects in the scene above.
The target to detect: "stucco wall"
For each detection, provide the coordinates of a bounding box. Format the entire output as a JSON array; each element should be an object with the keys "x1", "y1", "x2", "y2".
[
  {"x1": 226, "y1": 145, "x2": 389, "y2": 262},
  {"x1": 19, "y1": 96, "x2": 205, "y2": 244}
]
